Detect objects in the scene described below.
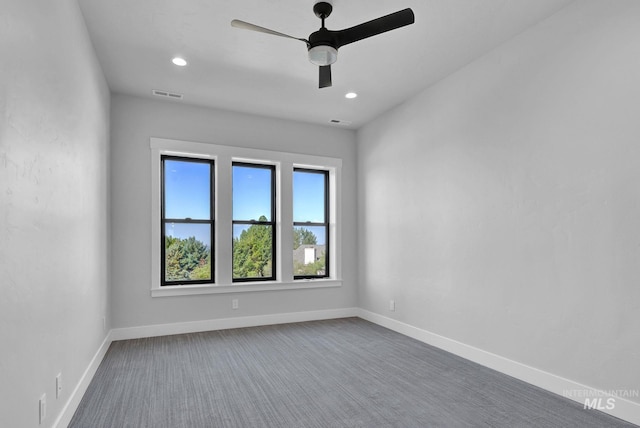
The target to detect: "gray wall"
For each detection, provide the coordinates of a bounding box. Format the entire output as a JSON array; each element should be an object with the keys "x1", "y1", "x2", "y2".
[
  {"x1": 357, "y1": 0, "x2": 640, "y2": 402},
  {"x1": 0, "y1": 0, "x2": 111, "y2": 426},
  {"x1": 110, "y1": 94, "x2": 358, "y2": 328}
]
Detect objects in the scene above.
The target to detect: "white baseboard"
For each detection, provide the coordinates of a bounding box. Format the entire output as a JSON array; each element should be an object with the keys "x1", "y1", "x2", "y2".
[
  {"x1": 52, "y1": 332, "x2": 113, "y2": 428},
  {"x1": 356, "y1": 309, "x2": 640, "y2": 426},
  {"x1": 110, "y1": 307, "x2": 359, "y2": 341}
]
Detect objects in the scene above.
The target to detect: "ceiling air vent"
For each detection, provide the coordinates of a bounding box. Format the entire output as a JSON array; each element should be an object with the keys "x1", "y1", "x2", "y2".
[
  {"x1": 329, "y1": 119, "x2": 352, "y2": 126},
  {"x1": 152, "y1": 89, "x2": 184, "y2": 100}
]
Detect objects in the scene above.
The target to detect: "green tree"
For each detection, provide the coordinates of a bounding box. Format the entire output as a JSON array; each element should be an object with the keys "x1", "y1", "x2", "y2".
[
  {"x1": 293, "y1": 227, "x2": 317, "y2": 250},
  {"x1": 190, "y1": 258, "x2": 211, "y2": 280},
  {"x1": 233, "y1": 215, "x2": 272, "y2": 278},
  {"x1": 165, "y1": 236, "x2": 185, "y2": 280},
  {"x1": 165, "y1": 235, "x2": 210, "y2": 281}
]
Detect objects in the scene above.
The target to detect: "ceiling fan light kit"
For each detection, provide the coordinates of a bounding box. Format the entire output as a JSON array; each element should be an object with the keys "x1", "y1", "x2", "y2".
[
  {"x1": 231, "y1": 1, "x2": 414, "y2": 88},
  {"x1": 308, "y1": 45, "x2": 337, "y2": 66}
]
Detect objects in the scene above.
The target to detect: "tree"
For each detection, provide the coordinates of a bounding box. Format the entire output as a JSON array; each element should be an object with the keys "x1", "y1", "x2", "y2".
[
  {"x1": 233, "y1": 215, "x2": 272, "y2": 278},
  {"x1": 189, "y1": 258, "x2": 211, "y2": 280},
  {"x1": 165, "y1": 237, "x2": 185, "y2": 280},
  {"x1": 165, "y1": 235, "x2": 210, "y2": 281},
  {"x1": 293, "y1": 227, "x2": 317, "y2": 250}
]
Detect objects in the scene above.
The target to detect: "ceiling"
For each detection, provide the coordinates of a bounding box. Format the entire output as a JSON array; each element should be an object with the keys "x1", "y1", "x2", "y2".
[{"x1": 78, "y1": 0, "x2": 573, "y2": 129}]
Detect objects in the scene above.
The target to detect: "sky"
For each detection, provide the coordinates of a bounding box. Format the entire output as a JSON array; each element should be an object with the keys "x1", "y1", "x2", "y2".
[{"x1": 163, "y1": 159, "x2": 326, "y2": 245}]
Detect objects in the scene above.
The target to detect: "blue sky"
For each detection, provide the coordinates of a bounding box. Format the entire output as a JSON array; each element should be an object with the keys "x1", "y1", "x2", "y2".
[
  {"x1": 293, "y1": 170, "x2": 326, "y2": 223},
  {"x1": 233, "y1": 165, "x2": 273, "y2": 221},
  {"x1": 164, "y1": 159, "x2": 211, "y2": 220},
  {"x1": 164, "y1": 159, "x2": 326, "y2": 245}
]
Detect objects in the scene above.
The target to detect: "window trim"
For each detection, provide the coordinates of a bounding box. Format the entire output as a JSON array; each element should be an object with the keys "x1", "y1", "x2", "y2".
[{"x1": 150, "y1": 137, "x2": 343, "y2": 297}]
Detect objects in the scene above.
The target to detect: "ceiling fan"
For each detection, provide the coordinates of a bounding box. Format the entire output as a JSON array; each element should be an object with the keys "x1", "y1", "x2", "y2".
[{"x1": 231, "y1": 2, "x2": 415, "y2": 88}]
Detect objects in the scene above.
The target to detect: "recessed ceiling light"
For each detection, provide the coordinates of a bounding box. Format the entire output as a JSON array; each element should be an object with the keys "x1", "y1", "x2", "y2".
[
  {"x1": 172, "y1": 57, "x2": 187, "y2": 66},
  {"x1": 345, "y1": 92, "x2": 357, "y2": 99}
]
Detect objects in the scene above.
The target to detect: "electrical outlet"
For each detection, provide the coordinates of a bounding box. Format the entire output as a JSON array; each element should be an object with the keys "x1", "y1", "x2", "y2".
[
  {"x1": 232, "y1": 298, "x2": 239, "y2": 310},
  {"x1": 39, "y1": 393, "x2": 46, "y2": 424},
  {"x1": 389, "y1": 299, "x2": 396, "y2": 311},
  {"x1": 56, "y1": 373, "x2": 62, "y2": 399}
]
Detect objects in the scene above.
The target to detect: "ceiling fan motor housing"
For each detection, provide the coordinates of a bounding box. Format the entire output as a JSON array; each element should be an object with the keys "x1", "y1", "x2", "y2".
[{"x1": 308, "y1": 27, "x2": 339, "y2": 65}]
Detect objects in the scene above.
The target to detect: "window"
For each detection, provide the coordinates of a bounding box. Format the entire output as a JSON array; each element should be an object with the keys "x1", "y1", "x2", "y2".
[
  {"x1": 293, "y1": 168, "x2": 329, "y2": 279},
  {"x1": 232, "y1": 163, "x2": 276, "y2": 281},
  {"x1": 151, "y1": 138, "x2": 342, "y2": 297},
  {"x1": 161, "y1": 156, "x2": 214, "y2": 285}
]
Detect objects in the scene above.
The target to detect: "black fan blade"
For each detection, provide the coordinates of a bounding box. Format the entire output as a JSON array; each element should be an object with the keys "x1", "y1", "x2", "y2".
[
  {"x1": 319, "y1": 65, "x2": 332, "y2": 88},
  {"x1": 334, "y1": 8, "x2": 414, "y2": 48},
  {"x1": 231, "y1": 20, "x2": 309, "y2": 45}
]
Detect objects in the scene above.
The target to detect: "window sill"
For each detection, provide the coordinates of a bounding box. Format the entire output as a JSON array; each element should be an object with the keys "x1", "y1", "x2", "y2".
[{"x1": 151, "y1": 279, "x2": 343, "y2": 298}]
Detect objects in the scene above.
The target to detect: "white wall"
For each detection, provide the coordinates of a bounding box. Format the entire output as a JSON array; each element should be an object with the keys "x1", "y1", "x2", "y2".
[
  {"x1": 0, "y1": 0, "x2": 110, "y2": 427},
  {"x1": 358, "y1": 0, "x2": 640, "y2": 402},
  {"x1": 110, "y1": 94, "x2": 357, "y2": 329}
]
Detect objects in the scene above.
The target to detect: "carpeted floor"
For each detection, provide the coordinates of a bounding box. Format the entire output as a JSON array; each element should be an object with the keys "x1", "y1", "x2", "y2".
[{"x1": 69, "y1": 318, "x2": 636, "y2": 427}]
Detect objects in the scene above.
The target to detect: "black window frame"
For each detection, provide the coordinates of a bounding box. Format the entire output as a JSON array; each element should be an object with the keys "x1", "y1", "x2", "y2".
[
  {"x1": 232, "y1": 162, "x2": 277, "y2": 282},
  {"x1": 161, "y1": 155, "x2": 215, "y2": 286},
  {"x1": 293, "y1": 168, "x2": 330, "y2": 279}
]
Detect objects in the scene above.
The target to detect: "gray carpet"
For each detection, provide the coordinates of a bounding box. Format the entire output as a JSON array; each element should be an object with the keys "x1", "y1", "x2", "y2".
[{"x1": 69, "y1": 318, "x2": 636, "y2": 427}]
